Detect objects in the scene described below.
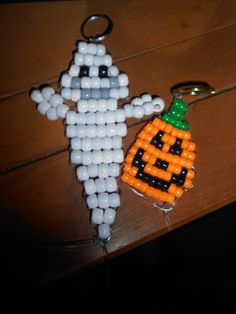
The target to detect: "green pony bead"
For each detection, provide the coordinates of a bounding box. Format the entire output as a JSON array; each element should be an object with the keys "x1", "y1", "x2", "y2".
[
  {"x1": 172, "y1": 98, "x2": 188, "y2": 112},
  {"x1": 168, "y1": 108, "x2": 185, "y2": 120}
]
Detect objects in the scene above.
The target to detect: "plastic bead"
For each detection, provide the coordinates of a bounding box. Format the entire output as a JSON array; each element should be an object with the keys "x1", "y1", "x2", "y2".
[
  {"x1": 86, "y1": 194, "x2": 98, "y2": 209},
  {"x1": 109, "y1": 193, "x2": 120, "y2": 208},
  {"x1": 84, "y1": 179, "x2": 96, "y2": 195},
  {"x1": 87, "y1": 164, "x2": 98, "y2": 178},
  {"x1": 108, "y1": 163, "x2": 120, "y2": 177},
  {"x1": 98, "y1": 192, "x2": 109, "y2": 209},
  {"x1": 37, "y1": 101, "x2": 51, "y2": 115},
  {"x1": 91, "y1": 208, "x2": 104, "y2": 225},
  {"x1": 71, "y1": 150, "x2": 82, "y2": 164},
  {"x1": 103, "y1": 208, "x2": 116, "y2": 225},
  {"x1": 46, "y1": 108, "x2": 58, "y2": 120},
  {"x1": 57, "y1": 104, "x2": 69, "y2": 118},
  {"x1": 95, "y1": 178, "x2": 107, "y2": 193},
  {"x1": 41, "y1": 86, "x2": 55, "y2": 101},
  {"x1": 98, "y1": 164, "x2": 109, "y2": 178},
  {"x1": 76, "y1": 166, "x2": 89, "y2": 181},
  {"x1": 31, "y1": 89, "x2": 44, "y2": 103},
  {"x1": 98, "y1": 223, "x2": 111, "y2": 240}
]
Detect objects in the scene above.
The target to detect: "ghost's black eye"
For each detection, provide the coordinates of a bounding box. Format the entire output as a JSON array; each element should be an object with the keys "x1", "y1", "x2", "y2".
[
  {"x1": 99, "y1": 65, "x2": 108, "y2": 78},
  {"x1": 79, "y1": 65, "x2": 89, "y2": 77}
]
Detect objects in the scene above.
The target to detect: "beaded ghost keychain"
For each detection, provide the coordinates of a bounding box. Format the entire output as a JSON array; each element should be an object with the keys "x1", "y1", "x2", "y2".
[
  {"x1": 29, "y1": 14, "x2": 166, "y2": 247},
  {"x1": 121, "y1": 82, "x2": 215, "y2": 212}
]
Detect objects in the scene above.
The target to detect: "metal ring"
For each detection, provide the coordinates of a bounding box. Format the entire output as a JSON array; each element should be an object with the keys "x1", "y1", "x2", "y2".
[
  {"x1": 80, "y1": 14, "x2": 113, "y2": 43},
  {"x1": 171, "y1": 81, "x2": 215, "y2": 98}
]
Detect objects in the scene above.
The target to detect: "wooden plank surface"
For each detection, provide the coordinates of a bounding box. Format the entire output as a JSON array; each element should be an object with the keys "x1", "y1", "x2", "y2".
[
  {"x1": 1, "y1": 0, "x2": 236, "y2": 96},
  {"x1": 1, "y1": 1, "x2": 236, "y2": 285},
  {"x1": 1, "y1": 26, "x2": 236, "y2": 170}
]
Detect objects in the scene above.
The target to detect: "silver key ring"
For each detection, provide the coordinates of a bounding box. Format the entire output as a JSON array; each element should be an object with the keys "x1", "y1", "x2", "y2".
[{"x1": 80, "y1": 14, "x2": 113, "y2": 43}]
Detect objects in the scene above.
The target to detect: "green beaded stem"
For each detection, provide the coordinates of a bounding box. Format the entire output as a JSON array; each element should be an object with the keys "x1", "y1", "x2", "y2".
[{"x1": 161, "y1": 98, "x2": 189, "y2": 130}]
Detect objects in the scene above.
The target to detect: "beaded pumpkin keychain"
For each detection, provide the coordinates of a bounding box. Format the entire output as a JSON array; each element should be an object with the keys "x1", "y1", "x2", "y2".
[
  {"x1": 29, "y1": 14, "x2": 165, "y2": 247},
  {"x1": 121, "y1": 82, "x2": 215, "y2": 212}
]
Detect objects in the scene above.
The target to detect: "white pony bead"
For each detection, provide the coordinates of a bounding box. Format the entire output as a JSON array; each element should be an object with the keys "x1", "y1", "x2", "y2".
[
  {"x1": 37, "y1": 100, "x2": 51, "y2": 115},
  {"x1": 81, "y1": 151, "x2": 92, "y2": 165},
  {"x1": 69, "y1": 64, "x2": 80, "y2": 77},
  {"x1": 118, "y1": 73, "x2": 129, "y2": 87},
  {"x1": 96, "y1": 112, "x2": 106, "y2": 124},
  {"x1": 112, "y1": 136, "x2": 122, "y2": 149},
  {"x1": 98, "y1": 223, "x2": 111, "y2": 240},
  {"x1": 49, "y1": 94, "x2": 63, "y2": 107},
  {"x1": 86, "y1": 112, "x2": 96, "y2": 124},
  {"x1": 89, "y1": 66, "x2": 99, "y2": 77},
  {"x1": 46, "y1": 107, "x2": 58, "y2": 120},
  {"x1": 97, "y1": 98, "x2": 107, "y2": 112},
  {"x1": 77, "y1": 100, "x2": 88, "y2": 113},
  {"x1": 97, "y1": 44, "x2": 106, "y2": 56},
  {"x1": 84, "y1": 54, "x2": 94, "y2": 66},
  {"x1": 77, "y1": 113, "x2": 87, "y2": 124},
  {"x1": 84, "y1": 179, "x2": 96, "y2": 195},
  {"x1": 31, "y1": 89, "x2": 43, "y2": 103},
  {"x1": 76, "y1": 125, "x2": 86, "y2": 138},
  {"x1": 91, "y1": 208, "x2": 104, "y2": 224},
  {"x1": 110, "y1": 88, "x2": 119, "y2": 99},
  {"x1": 141, "y1": 93, "x2": 152, "y2": 102},
  {"x1": 86, "y1": 194, "x2": 98, "y2": 209},
  {"x1": 131, "y1": 97, "x2": 142, "y2": 106},
  {"x1": 143, "y1": 102, "x2": 154, "y2": 115},
  {"x1": 87, "y1": 99, "x2": 97, "y2": 112},
  {"x1": 91, "y1": 77, "x2": 101, "y2": 89},
  {"x1": 107, "y1": 98, "x2": 117, "y2": 110},
  {"x1": 105, "y1": 111, "x2": 115, "y2": 123},
  {"x1": 116, "y1": 123, "x2": 127, "y2": 137},
  {"x1": 100, "y1": 78, "x2": 110, "y2": 89},
  {"x1": 102, "y1": 137, "x2": 112, "y2": 150},
  {"x1": 76, "y1": 165, "x2": 89, "y2": 181},
  {"x1": 61, "y1": 73, "x2": 72, "y2": 88},
  {"x1": 81, "y1": 138, "x2": 92, "y2": 151},
  {"x1": 98, "y1": 163, "x2": 109, "y2": 178},
  {"x1": 71, "y1": 89, "x2": 81, "y2": 102},
  {"x1": 81, "y1": 77, "x2": 91, "y2": 89},
  {"x1": 106, "y1": 177, "x2": 117, "y2": 192},
  {"x1": 57, "y1": 104, "x2": 69, "y2": 118},
  {"x1": 61, "y1": 88, "x2": 71, "y2": 100},
  {"x1": 106, "y1": 124, "x2": 116, "y2": 137},
  {"x1": 103, "y1": 208, "x2": 116, "y2": 225},
  {"x1": 95, "y1": 178, "x2": 107, "y2": 193},
  {"x1": 71, "y1": 150, "x2": 82, "y2": 164},
  {"x1": 115, "y1": 109, "x2": 125, "y2": 122},
  {"x1": 66, "y1": 111, "x2": 77, "y2": 124},
  {"x1": 92, "y1": 150, "x2": 103, "y2": 164},
  {"x1": 66, "y1": 125, "x2": 77, "y2": 138},
  {"x1": 86, "y1": 125, "x2": 97, "y2": 138},
  {"x1": 119, "y1": 87, "x2": 129, "y2": 99},
  {"x1": 123, "y1": 104, "x2": 133, "y2": 118},
  {"x1": 103, "y1": 150, "x2": 113, "y2": 164},
  {"x1": 87, "y1": 43, "x2": 97, "y2": 55},
  {"x1": 103, "y1": 54, "x2": 112, "y2": 66},
  {"x1": 74, "y1": 52, "x2": 84, "y2": 66},
  {"x1": 96, "y1": 125, "x2": 107, "y2": 138},
  {"x1": 108, "y1": 65, "x2": 119, "y2": 76},
  {"x1": 94, "y1": 56, "x2": 103, "y2": 66},
  {"x1": 133, "y1": 105, "x2": 144, "y2": 118},
  {"x1": 87, "y1": 164, "x2": 98, "y2": 178},
  {"x1": 98, "y1": 193, "x2": 109, "y2": 209},
  {"x1": 109, "y1": 193, "x2": 120, "y2": 208},
  {"x1": 113, "y1": 149, "x2": 124, "y2": 163},
  {"x1": 71, "y1": 137, "x2": 82, "y2": 150},
  {"x1": 108, "y1": 163, "x2": 120, "y2": 177},
  {"x1": 92, "y1": 137, "x2": 102, "y2": 150},
  {"x1": 41, "y1": 86, "x2": 55, "y2": 101},
  {"x1": 78, "y1": 41, "x2": 87, "y2": 54},
  {"x1": 152, "y1": 97, "x2": 165, "y2": 113}
]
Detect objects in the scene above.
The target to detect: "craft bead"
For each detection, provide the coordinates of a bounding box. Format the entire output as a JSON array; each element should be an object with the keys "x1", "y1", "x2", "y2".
[
  {"x1": 107, "y1": 124, "x2": 116, "y2": 137},
  {"x1": 94, "y1": 56, "x2": 103, "y2": 66},
  {"x1": 71, "y1": 150, "x2": 82, "y2": 164},
  {"x1": 91, "y1": 208, "x2": 104, "y2": 225},
  {"x1": 96, "y1": 125, "x2": 107, "y2": 137},
  {"x1": 77, "y1": 113, "x2": 86, "y2": 124},
  {"x1": 87, "y1": 43, "x2": 97, "y2": 55},
  {"x1": 77, "y1": 100, "x2": 88, "y2": 113},
  {"x1": 41, "y1": 86, "x2": 55, "y2": 101},
  {"x1": 103, "y1": 54, "x2": 112, "y2": 66},
  {"x1": 86, "y1": 112, "x2": 96, "y2": 124},
  {"x1": 71, "y1": 89, "x2": 81, "y2": 102},
  {"x1": 71, "y1": 137, "x2": 81, "y2": 150},
  {"x1": 37, "y1": 100, "x2": 50, "y2": 115},
  {"x1": 108, "y1": 65, "x2": 119, "y2": 76},
  {"x1": 98, "y1": 193, "x2": 109, "y2": 209},
  {"x1": 100, "y1": 88, "x2": 110, "y2": 99},
  {"x1": 152, "y1": 97, "x2": 165, "y2": 112},
  {"x1": 77, "y1": 125, "x2": 86, "y2": 138},
  {"x1": 87, "y1": 99, "x2": 97, "y2": 112},
  {"x1": 103, "y1": 208, "x2": 116, "y2": 225},
  {"x1": 113, "y1": 149, "x2": 124, "y2": 163},
  {"x1": 74, "y1": 52, "x2": 84, "y2": 66},
  {"x1": 78, "y1": 41, "x2": 87, "y2": 54},
  {"x1": 97, "y1": 98, "x2": 107, "y2": 112},
  {"x1": 106, "y1": 177, "x2": 117, "y2": 192},
  {"x1": 81, "y1": 77, "x2": 91, "y2": 89},
  {"x1": 57, "y1": 104, "x2": 69, "y2": 118},
  {"x1": 103, "y1": 150, "x2": 113, "y2": 164},
  {"x1": 89, "y1": 66, "x2": 99, "y2": 77},
  {"x1": 98, "y1": 164, "x2": 109, "y2": 178},
  {"x1": 124, "y1": 104, "x2": 133, "y2": 118},
  {"x1": 91, "y1": 89, "x2": 101, "y2": 99},
  {"x1": 86, "y1": 125, "x2": 97, "y2": 138},
  {"x1": 98, "y1": 223, "x2": 111, "y2": 240},
  {"x1": 100, "y1": 78, "x2": 110, "y2": 88},
  {"x1": 112, "y1": 136, "x2": 122, "y2": 149},
  {"x1": 131, "y1": 97, "x2": 143, "y2": 106},
  {"x1": 81, "y1": 89, "x2": 91, "y2": 99},
  {"x1": 109, "y1": 193, "x2": 120, "y2": 208},
  {"x1": 107, "y1": 98, "x2": 117, "y2": 110},
  {"x1": 133, "y1": 106, "x2": 144, "y2": 118},
  {"x1": 61, "y1": 74, "x2": 72, "y2": 88},
  {"x1": 66, "y1": 111, "x2": 77, "y2": 124},
  {"x1": 91, "y1": 77, "x2": 101, "y2": 89},
  {"x1": 84, "y1": 179, "x2": 96, "y2": 195},
  {"x1": 76, "y1": 165, "x2": 89, "y2": 181},
  {"x1": 141, "y1": 93, "x2": 152, "y2": 102},
  {"x1": 96, "y1": 112, "x2": 106, "y2": 124},
  {"x1": 108, "y1": 163, "x2": 120, "y2": 177},
  {"x1": 66, "y1": 125, "x2": 77, "y2": 138},
  {"x1": 99, "y1": 65, "x2": 108, "y2": 78},
  {"x1": 87, "y1": 164, "x2": 98, "y2": 178},
  {"x1": 46, "y1": 107, "x2": 58, "y2": 120},
  {"x1": 92, "y1": 137, "x2": 102, "y2": 150},
  {"x1": 118, "y1": 73, "x2": 129, "y2": 87},
  {"x1": 102, "y1": 137, "x2": 112, "y2": 150},
  {"x1": 119, "y1": 87, "x2": 129, "y2": 99},
  {"x1": 84, "y1": 54, "x2": 94, "y2": 66},
  {"x1": 31, "y1": 89, "x2": 43, "y2": 103},
  {"x1": 82, "y1": 138, "x2": 92, "y2": 151},
  {"x1": 86, "y1": 194, "x2": 98, "y2": 209},
  {"x1": 110, "y1": 88, "x2": 119, "y2": 99},
  {"x1": 109, "y1": 77, "x2": 119, "y2": 88},
  {"x1": 92, "y1": 150, "x2": 103, "y2": 164},
  {"x1": 70, "y1": 77, "x2": 81, "y2": 89},
  {"x1": 115, "y1": 109, "x2": 126, "y2": 122},
  {"x1": 61, "y1": 88, "x2": 71, "y2": 100},
  {"x1": 143, "y1": 102, "x2": 154, "y2": 115},
  {"x1": 97, "y1": 44, "x2": 106, "y2": 56},
  {"x1": 69, "y1": 64, "x2": 80, "y2": 77},
  {"x1": 116, "y1": 123, "x2": 127, "y2": 137},
  {"x1": 106, "y1": 111, "x2": 115, "y2": 123},
  {"x1": 95, "y1": 178, "x2": 107, "y2": 193},
  {"x1": 81, "y1": 151, "x2": 92, "y2": 165}
]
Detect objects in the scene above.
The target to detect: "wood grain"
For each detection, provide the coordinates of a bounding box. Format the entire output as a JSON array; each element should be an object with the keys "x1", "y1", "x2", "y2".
[
  {"x1": 1, "y1": 0, "x2": 236, "y2": 96},
  {"x1": 1, "y1": 26, "x2": 236, "y2": 170}
]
